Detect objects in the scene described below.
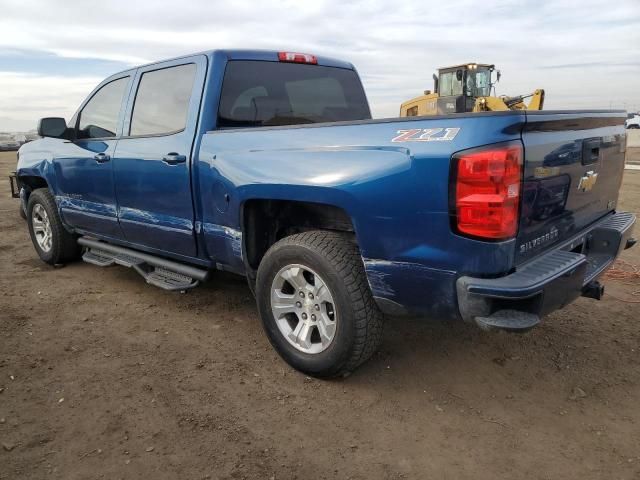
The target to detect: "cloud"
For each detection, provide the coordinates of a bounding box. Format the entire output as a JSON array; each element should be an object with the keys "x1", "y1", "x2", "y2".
[
  {"x1": 0, "y1": 0, "x2": 639, "y2": 130},
  {"x1": 0, "y1": 72, "x2": 101, "y2": 131},
  {"x1": 542, "y1": 61, "x2": 640, "y2": 69}
]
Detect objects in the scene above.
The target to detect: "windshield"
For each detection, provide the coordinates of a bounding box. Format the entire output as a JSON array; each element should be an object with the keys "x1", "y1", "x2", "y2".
[
  {"x1": 465, "y1": 68, "x2": 492, "y2": 97},
  {"x1": 218, "y1": 61, "x2": 371, "y2": 128}
]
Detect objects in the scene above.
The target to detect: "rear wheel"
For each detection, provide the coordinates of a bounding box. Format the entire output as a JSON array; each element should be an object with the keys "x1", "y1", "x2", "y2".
[
  {"x1": 27, "y1": 188, "x2": 80, "y2": 265},
  {"x1": 256, "y1": 231, "x2": 384, "y2": 377}
]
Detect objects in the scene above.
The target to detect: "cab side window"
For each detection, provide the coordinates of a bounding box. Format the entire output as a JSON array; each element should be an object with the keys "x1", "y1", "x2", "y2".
[
  {"x1": 77, "y1": 77, "x2": 129, "y2": 139},
  {"x1": 129, "y1": 63, "x2": 196, "y2": 137}
]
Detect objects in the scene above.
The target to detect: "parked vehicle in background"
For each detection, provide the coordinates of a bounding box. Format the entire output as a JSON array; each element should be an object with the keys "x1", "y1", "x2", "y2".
[
  {"x1": 400, "y1": 62, "x2": 544, "y2": 117},
  {"x1": 0, "y1": 139, "x2": 21, "y2": 151},
  {"x1": 626, "y1": 114, "x2": 640, "y2": 129},
  {"x1": 10, "y1": 49, "x2": 636, "y2": 377}
]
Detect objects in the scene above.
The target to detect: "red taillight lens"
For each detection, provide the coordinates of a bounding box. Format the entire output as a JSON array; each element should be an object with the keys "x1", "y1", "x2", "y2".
[
  {"x1": 278, "y1": 51, "x2": 318, "y2": 64},
  {"x1": 453, "y1": 143, "x2": 523, "y2": 240}
]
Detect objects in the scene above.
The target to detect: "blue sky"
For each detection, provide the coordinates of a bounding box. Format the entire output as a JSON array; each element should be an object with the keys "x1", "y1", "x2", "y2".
[{"x1": 1, "y1": 0, "x2": 639, "y2": 131}]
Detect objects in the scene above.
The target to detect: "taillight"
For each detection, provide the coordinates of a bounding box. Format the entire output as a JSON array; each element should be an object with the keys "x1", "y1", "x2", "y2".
[
  {"x1": 451, "y1": 143, "x2": 523, "y2": 240},
  {"x1": 278, "y1": 52, "x2": 318, "y2": 64}
]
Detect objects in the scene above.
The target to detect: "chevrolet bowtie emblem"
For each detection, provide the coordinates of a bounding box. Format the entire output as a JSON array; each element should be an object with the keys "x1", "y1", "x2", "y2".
[{"x1": 578, "y1": 171, "x2": 598, "y2": 192}]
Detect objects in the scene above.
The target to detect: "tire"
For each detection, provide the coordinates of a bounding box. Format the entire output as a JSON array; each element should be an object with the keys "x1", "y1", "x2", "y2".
[
  {"x1": 27, "y1": 188, "x2": 80, "y2": 265},
  {"x1": 256, "y1": 231, "x2": 384, "y2": 378}
]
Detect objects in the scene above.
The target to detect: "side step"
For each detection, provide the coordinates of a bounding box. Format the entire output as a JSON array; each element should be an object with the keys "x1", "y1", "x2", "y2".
[{"x1": 78, "y1": 237, "x2": 209, "y2": 291}]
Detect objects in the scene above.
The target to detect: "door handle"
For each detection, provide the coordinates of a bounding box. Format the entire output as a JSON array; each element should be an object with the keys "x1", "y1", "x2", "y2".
[
  {"x1": 162, "y1": 153, "x2": 187, "y2": 165},
  {"x1": 94, "y1": 153, "x2": 110, "y2": 163}
]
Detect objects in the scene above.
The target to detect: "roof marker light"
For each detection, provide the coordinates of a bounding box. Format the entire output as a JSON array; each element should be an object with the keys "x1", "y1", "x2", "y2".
[{"x1": 278, "y1": 52, "x2": 318, "y2": 64}]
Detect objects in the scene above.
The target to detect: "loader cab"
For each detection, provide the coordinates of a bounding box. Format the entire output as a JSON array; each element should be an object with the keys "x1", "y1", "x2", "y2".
[{"x1": 434, "y1": 63, "x2": 495, "y2": 114}]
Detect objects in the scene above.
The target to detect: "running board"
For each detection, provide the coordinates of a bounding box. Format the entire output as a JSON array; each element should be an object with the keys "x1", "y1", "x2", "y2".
[{"x1": 78, "y1": 237, "x2": 209, "y2": 291}]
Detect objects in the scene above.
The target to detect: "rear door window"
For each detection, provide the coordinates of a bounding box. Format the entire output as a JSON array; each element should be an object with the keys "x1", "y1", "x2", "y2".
[
  {"x1": 129, "y1": 63, "x2": 197, "y2": 136},
  {"x1": 218, "y1": 61, "x2": 371, "y2": 128}
]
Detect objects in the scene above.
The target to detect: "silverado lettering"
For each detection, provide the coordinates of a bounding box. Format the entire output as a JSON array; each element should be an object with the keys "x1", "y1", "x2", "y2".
[{"x1": 519, "y1": 227, "x2": 559, "y2": 254}]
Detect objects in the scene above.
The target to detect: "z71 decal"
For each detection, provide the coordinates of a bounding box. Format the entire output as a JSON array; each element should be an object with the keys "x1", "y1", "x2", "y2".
[{"x1": 391, "y1": 127, "x2": 460, "y2": 143}]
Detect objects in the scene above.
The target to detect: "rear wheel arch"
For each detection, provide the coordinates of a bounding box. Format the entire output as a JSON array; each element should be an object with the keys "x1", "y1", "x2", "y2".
[{"x1": 241, "y1": 199, "x2": 358, "y2": 273}]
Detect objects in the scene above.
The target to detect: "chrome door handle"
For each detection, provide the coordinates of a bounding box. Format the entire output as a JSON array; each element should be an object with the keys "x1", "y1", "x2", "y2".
[
  {"x1": 94, "y1": 153, "x2": 110, "y2": 163},
  {"x1": 162, "y1": 153, "x2": 186, "y2": 165}
]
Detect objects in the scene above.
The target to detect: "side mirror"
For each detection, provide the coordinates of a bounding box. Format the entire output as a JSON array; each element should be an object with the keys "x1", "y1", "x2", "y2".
[
  {"x1": 456, "y1": 69, "x2": 463, "y2": 81},
  {"x1": 37, "y1": 117, "x2": 67, "y2": 138},
  {"x1": 496, "y1": 70, "x2": 502, "y2": 82}
]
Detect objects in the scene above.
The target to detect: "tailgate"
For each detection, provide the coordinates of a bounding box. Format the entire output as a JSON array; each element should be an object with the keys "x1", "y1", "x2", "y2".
[{"x1": 516, "y1": 111, "x2": 627, "y2": 264}]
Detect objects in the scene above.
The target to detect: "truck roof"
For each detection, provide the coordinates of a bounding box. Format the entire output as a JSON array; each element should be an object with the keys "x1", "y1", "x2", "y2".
[{"x1": 117, "y1": 49, "x2": 356, "y2": 75}]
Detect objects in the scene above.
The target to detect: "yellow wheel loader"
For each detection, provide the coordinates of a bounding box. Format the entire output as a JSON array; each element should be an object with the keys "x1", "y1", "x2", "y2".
[{"x1": 400, "y1": 63, "x2": 544, "y2": 116}]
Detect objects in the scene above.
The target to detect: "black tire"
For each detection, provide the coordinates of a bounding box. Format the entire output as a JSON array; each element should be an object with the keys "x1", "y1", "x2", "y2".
[
  {"x1": 26, "y1": 188, "x2": 80, "y2": 265},
  {"x1": 256, "y1": 231, "x2": 384, "y2": 378}
]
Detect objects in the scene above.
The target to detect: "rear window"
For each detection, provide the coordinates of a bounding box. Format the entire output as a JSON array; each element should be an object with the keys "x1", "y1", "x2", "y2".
[{"x1": 217, "y1": 61, "x2": 371, "y2": 128}]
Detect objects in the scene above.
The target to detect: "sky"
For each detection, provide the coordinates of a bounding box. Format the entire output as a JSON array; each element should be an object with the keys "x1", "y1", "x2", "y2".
[{"x1": 0, "y1": 0, "x2": 639, "y2": 132}]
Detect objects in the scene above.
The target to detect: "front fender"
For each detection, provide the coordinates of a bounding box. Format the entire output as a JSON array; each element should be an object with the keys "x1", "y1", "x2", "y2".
[{"x1": 16, "y1": 139, "x2": 57, "y2": 190}]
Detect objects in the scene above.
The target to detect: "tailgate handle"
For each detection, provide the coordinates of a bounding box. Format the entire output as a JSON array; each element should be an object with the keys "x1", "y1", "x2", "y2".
[{"x1": 582, "y1": 139, "x2": 601, "y2": 165}]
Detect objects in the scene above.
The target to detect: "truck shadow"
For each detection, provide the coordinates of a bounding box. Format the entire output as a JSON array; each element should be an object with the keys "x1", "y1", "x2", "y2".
[
  {"x1": 76, "y1": 262, "x2": 626, "y2": 397},
  {"x1": 195, "y1": 270, "x2": 613, "y2": 394}
]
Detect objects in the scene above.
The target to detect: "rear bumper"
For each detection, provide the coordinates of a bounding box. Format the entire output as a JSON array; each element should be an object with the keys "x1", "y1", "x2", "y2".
[{"x1": 457, "y1": 211, "x2": 636, "y2": 331}]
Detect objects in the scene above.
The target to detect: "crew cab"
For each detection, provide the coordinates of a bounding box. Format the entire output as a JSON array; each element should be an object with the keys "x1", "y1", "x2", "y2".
[{"x1": 11, "y1": 49, "x2": 636, "y2": 377}]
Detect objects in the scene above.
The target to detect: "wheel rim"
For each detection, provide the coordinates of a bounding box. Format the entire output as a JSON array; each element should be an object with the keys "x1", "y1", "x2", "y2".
[
  {"x1": 31, "y1": 204, "x2": 53, "y2": 252},
  {"x1": 270, "y1": 264, "x2": 337, "y2": 354}
]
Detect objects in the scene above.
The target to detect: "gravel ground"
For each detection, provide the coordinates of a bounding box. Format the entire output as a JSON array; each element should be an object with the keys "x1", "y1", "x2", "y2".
[{"x1": 1, "y1": 150, "x2": 639, "y2": 480}]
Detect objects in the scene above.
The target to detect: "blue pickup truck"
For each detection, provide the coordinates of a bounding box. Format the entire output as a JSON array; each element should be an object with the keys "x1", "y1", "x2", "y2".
[{"x1": 11, "y1": 49, "x2": 636, "y2": 377}]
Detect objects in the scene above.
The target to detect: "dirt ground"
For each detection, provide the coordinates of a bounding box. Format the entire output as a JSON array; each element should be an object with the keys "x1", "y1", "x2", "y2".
[{"x1": 1, "y1": 150, "x2": 640, "y2": 480}]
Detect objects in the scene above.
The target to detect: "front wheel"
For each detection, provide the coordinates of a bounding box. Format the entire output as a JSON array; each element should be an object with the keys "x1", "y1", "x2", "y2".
[
  {"x1": 27, "y1": 188, "x2": 81, "y2": 265},
  {"x1": 256, "y1": 231, "x2": 384, "y2": 378}
]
